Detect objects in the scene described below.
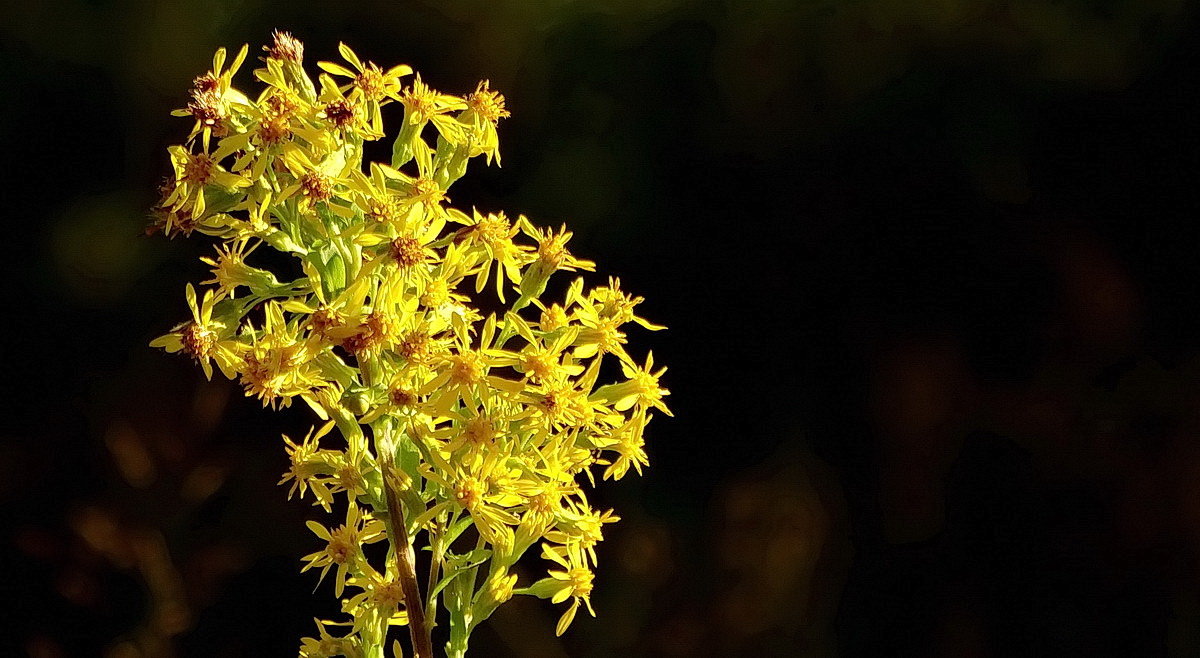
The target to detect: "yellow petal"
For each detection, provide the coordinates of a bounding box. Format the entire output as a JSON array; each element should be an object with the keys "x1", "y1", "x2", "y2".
[
  {"x1": 555, "y1": 600, "x2": 580, "y2": 636},
  {"x1": 306, "y1": 521, "x2": 332, "y2": 540},
  {"x1": 318, "y1": 61, "x2": 356, "y2": 78},
  {"x1": 337, "y1": 43, "x2": 364, "y2": 72}
]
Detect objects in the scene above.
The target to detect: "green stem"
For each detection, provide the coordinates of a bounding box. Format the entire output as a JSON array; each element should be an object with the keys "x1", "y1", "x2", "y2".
[
  {"x1": 447, "y1": 596, "x2": 470, "y2": 658},
  {"x1": 361, "y1": 620, "x2": 386, "y2": 658},
  {"x1": 426, "y1": 527, "x2": 443, "y2": 637}
]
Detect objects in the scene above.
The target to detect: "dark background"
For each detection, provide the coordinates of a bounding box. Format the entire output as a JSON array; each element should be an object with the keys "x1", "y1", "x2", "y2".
[{"x1": 4, "y1": 0, "x2": 1200, "y2": 655}]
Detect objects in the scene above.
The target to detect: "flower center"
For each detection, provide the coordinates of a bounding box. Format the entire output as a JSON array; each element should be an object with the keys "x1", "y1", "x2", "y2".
[
  {"x1": 390, "y1": 235, "x2": 425, "y2": 269},
  {"x1": 567, "y1": 568, "x2": 594, "y2": 598},
  {"x1": 300, "y1": 171, "x2": 333, "y2": 202},
  {"x1": 389, "y1": 387, "x2": 416, "y2": 407},
  {"x1": 266, "y1": 30, "x2": 304, "y2": 63},
  {"x1": 181, "y1": 322, "x2": 216, "y2": 359},
  {"x1": 326, "y1": 532, "x2": 354, "y2": 564},
  {"x1": 448, "y1": 351, "x2": 485, "y2": 385},
  {"x1": 398, "y1": 331, "x2": 432, "y2": 365},
  {"x1": 324, "y1": 100, "x2": 355, "y2": 129},
  {"x1": 374, "y1": 579, "x2": 405, "y2": 609},
  {"x1": 455, "y1": 477, "x2": 483, "y2": 510},
  {"x1": 463, "y1": 416, "x2": 495, "y2": 446},
  {"x1": 355, "y1": 67, "x2": 386, "y2": 100},
  {"x1": 183, "y1": 153, "x2": 215, "y2": 185},
  {"x1": 467, "y1": 82, "x2": 509, "y2": 123},
  {"x1": 410, "y1": 177, "x2": 444, "y2": 205}
]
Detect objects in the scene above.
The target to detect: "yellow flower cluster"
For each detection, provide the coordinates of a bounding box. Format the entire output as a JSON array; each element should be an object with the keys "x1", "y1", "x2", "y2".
[{"x1": 150, "y1": 32, "x2": 668, "y2": 658}]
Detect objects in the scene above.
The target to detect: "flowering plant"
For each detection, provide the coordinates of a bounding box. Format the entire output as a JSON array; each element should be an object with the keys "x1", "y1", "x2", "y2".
[{"x1": 149, "y1": 32, "x2": 669, "y2": 657}]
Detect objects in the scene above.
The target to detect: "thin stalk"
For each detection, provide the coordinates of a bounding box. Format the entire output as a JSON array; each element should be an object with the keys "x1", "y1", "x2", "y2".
[
  {"x1": 426, "y1": 528, "x2": 442, "y2": 637},
  {"x1": 382, "y1": 462, "x2": 434, "y2": 658}
]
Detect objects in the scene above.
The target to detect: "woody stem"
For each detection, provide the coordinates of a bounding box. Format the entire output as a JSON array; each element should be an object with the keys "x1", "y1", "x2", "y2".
[{"x1": 382, "y1": 462, "x2": 434, "y2": 658}]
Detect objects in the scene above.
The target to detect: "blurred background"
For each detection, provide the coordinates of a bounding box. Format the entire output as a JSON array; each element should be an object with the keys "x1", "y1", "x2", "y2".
[{"x1": 4, "y1": 0, "x2": 1200, "y2": 655}]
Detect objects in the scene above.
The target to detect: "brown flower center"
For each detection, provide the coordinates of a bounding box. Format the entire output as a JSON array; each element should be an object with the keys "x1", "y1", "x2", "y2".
[
  {"x1": 300, "y1": 171, "x2": 333, "y2": 202},
  {"x1": 181, "y1": 322, "x2": 216, "y2": 359},
  {"x1": 266, "y1": 30, "x2": 304, "y2": 63},
  {"x1": 389, "y1": 236, "x2": 425, "y2": 269},
  {"x1": 324, "y1": 100, "x2": 355, "y2": 129}
]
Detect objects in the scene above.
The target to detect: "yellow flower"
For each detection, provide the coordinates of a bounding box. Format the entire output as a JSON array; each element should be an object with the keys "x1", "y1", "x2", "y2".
[
  {"x1": 358, "y1": 370, "x2": 432, "y2": 425},
  {"x1": 513, "y1": 218, "x2": 594, "y2": 310},
  {"x1": 299, "y1": 619, "x2": 363, "y2": 658},
  {"x1": 279, "y1": 421, "x2": 338, "y2": 507},
  {"x1": 450, "y1": 209, "x2": 530, "y2": 301},
  {"x1": 301, "y1": 503, "x2": 385, "y2": 596},
  {"x1": 342, "y1": 571, "x2": 411, "y2": 633},
  {"x1": 441, "y1": 411, "x2": 499, "y2": 456},
  {"x1": 601, "y1": 410, "x2": 651, "y2": 481},
  {"x1": 489, "y1": 314, "x2": 583, "y2": 384},
  {"x1": 199, "y1": 238, "x2": 276, "y2": 298},
  {"x1": 149, "y1": 284, "x2": 239, "y2": 379},
  {"x1": 399, "y1": 74, "x2": 467, "y2": 141},
  {"x1": 545, "y1": 500, "x2": 619, "y2": 565},
  {"x1": 572, "y1": 305, "x2": 632, "y2": 364},
  {"x1": 316, "y1": 73, "x2": 373, "y2": 139},
  {"x1": 515, "y1": 479, "x2": 578, "y2": 533},
  {"x1": 576, "y1": 276, "x2": 666, "y2": 331},
  {"x1": 421, "y1": 316, "x2": 525, "y2": 415},
  {"x1": 524, "y1": 382, "x2": 609, "y2": 433},
  {"x1": 276, "y1": 145, "x2": 348, "y2": 212},
  {"x1": 153, "y1": 33, "x2": 671, "y2": 654},
  {"x1": 458, "y1": 80, "x2": 509, "y2": 164},
  {"x1": 210, "y1": 93, "x2": 307, "y2": 182},
  {"x1": 421, "y1": 458, "x2": 521, "y2": 544},
  {"x1": 162, "y1": 145, "x2": 249, "y2": 220},
  {"x1": 344, "y1": 165, "x2": 401, "y2": 225},
  {"x1": 318, "y1": 43, "x2": 412, "y2": 135},
  {"x1": 536, "y1": 301, "x2": 572, "y2": 333},
  {"x1": 236, "y1": 302, "x2": 327, "y2": 408},
  {"x1": 522, "y1": 220, "x2": 595, "y2": 274},
  {"x1": 593, "y1": 351, "x2": 672, "y2": 416},
  {"x1": 171, "y1": 44, "x2": 251, "y2": 148},
  {"x1": 528, "y1": 543, "x2": 596, "y2": 636}
]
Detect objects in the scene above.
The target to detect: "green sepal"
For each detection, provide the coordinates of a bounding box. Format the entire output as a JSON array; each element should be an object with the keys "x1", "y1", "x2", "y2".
[
  {"x1": 390, "y1": 118, "x2": 417, "y2": 168},
  {"x1": 515, "y1": 577, "x2": 561, "y2": 600},
  {"x1": 430, "y1": 549, "x2": 491, "y2": 601}
]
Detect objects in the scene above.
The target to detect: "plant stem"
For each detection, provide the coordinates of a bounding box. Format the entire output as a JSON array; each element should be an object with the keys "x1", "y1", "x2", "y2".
[
  {"x1": 426, "y1": 530, "x2": 441, "y2": 637},
  {"x1": 382, "y1": 462, "x2": 434, "y2": 658}
]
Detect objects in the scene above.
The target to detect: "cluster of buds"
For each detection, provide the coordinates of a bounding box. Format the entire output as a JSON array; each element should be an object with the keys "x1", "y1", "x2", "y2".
[{"x1": 150, "y1": 32, "x2": 669, "y2": 657}]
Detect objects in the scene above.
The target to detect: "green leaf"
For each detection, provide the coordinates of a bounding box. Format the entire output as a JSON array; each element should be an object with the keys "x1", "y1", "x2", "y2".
[{"x1": 323, "y1": 250, "x2": 346, "y2": 292}]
